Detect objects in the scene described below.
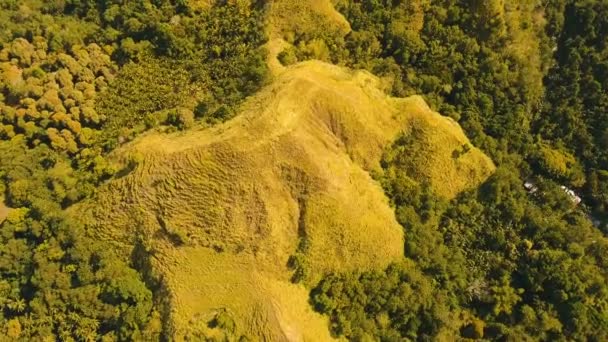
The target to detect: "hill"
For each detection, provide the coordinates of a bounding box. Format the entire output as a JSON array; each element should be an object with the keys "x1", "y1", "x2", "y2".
[{"x1": 82, "y1": 60, "x2": 493, "y2": 339}]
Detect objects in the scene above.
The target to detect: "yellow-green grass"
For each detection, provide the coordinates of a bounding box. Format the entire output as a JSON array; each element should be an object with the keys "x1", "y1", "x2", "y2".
[
  {"x1": 81, "y1": 61, "x2": 493, "y2": 339},
  {"x1": 186, "y1": 0, "x2": 213, "y2": 10},
  {"x1": 266, "y1": 0, "x2": 350, "y2": 39},
  {"x1": 384, "y1": 96, "x2": 495, "y2": 200},
  {"x1": 154, "y1": 247, "x2": 338, "y2": 340},
  {"x1": 89, "y1": 61, "x2": 406, "y2": 275},
  {"x1": 0, "y1": 197, "x2": 9, "y2": 223}
]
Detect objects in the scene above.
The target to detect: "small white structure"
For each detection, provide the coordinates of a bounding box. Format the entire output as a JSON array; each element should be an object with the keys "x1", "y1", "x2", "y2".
[
  {"x1": 560, "y1": 185, "x2": 582, "y2": 205},
  {"x1": 524, "y1": 182, "x2": 538, "y2": 194},
  {"x1": 524, "y1": 181, "x2": 582, "y2": 206}
]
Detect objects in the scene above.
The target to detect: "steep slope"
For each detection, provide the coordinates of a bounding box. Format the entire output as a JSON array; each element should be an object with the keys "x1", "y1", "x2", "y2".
[
  {"x1": 382, "y1": 101, "x2": 496, "y2": 199},
  {"x1": 83, "y1": 61, "x2": 494, "y2": 340}
]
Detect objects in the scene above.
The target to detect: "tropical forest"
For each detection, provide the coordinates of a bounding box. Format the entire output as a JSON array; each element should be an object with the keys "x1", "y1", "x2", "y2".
[{"x1": 0, "y1": 0, "x2": 608, "y2": 341}]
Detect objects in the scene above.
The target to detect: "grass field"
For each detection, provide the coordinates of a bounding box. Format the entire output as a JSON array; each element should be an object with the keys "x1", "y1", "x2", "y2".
[{"x1": 153, "y1": 247, "x2": 338, "y2": 340}]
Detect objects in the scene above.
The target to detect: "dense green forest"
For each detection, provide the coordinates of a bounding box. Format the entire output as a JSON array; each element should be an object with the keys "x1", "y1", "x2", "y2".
[
  {"x1": 304, "y1": 0, "x2": 608, "y2": 340},
  {"x1": 1, "y1": 0, "x2": 608, "y2": 340}
]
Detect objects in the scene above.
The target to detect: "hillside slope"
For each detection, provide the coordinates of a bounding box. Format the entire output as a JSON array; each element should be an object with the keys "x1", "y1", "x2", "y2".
[{"x1": 83, "y1": 61, "x2": 494, "y2": 339}]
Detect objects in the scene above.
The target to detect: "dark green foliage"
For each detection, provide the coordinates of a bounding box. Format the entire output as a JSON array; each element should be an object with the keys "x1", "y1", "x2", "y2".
[
  {"x1": 97, "y1": 56, "x2": 199, "y2": 142},
  {"x1": 0, "y1": 139, "x2": 153, "y2": 340},
  {"x1": 311, "y1": 0, "x2": 608, "y2": 340},
  {"x1": 277, "y1": 48, "x2": 298, "y2": 66},
  {"x1": 0, "y1": 1, "x2": 99, "y2": 51},
  {"x1": 167, "y1": 108, "x2": 194, "y2": 131},
  {"x1": 319, "y1": 161, "x2": 608, "y2": 339},
  {"x1": 311, "y1": 263, "x2": 449, "y2": 341},
  {"x1": 94, "y1": 2, "x2": 268, "y2": 143},
  {"x1": 439, "y1": 169, "x2": 608, "y2": 340},
  {"x1": 536, "y1": 0, "x2": 608, "y2": 217},
  {"x1": 1, "y1": 1, "x2": 268, "y2": 150}
]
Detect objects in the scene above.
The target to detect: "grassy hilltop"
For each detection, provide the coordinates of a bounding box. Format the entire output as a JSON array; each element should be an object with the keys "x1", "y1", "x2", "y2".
[{"x1": 83, "y1": 58, "x2": 493, "y2": 339}]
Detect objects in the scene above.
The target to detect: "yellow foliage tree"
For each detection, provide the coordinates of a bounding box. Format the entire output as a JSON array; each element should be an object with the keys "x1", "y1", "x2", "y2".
[{"x1": 6, "y1": 318, "x2": 21, "y2": 339}]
